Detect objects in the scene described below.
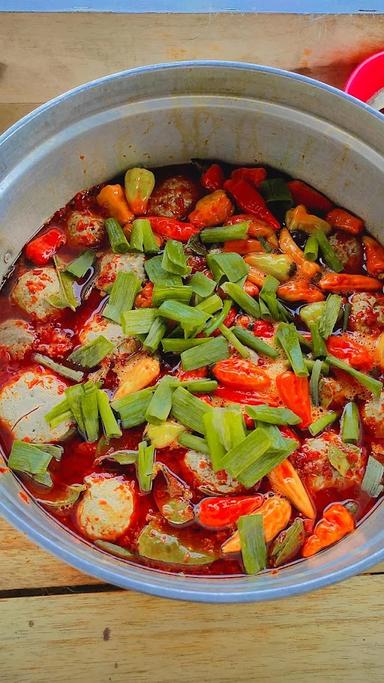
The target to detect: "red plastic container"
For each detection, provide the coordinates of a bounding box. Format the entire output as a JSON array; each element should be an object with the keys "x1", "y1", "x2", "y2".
[{"x1": 345, "y1": 51, "x2": 384, "y2": 110}]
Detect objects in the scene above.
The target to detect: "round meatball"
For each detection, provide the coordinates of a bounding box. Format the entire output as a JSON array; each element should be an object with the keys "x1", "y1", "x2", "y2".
[
  {"x1": 11, "y1": 267, "x2": 62, "y2": 322},
  {"x1": 95, "y1": 252, "x2": 145, "y2": 292},
  {"x1": 76, "y1": 474, "x2": 135, "y2": 541},
  {"x1": 34, "y1": 324, "x2": 74, "y2": 359},
  {"x1": 0, "y1": 369, "x2": 72, "y2": 442},
  {"x1": 183, "y1": 450, "x2": 243, "y2": 495},
  {"x1": 0, "y1": 319, "x2": 35, "y2": 360},
  {"x1": 67, "y1": 210, "x2": 105, "y2": 248},
  {"x1": 80, "y1": 313, "x2": 127, "y2": 346},
  {"x1": 349, "y1": 292, "x2": 384, "y2": 334},
  {"x1": 361, "y1": 392, "x2": 384, "y2": 438},
  {"x1": 291, "y1": 431, "x2": 366, "y2": 496},
  {"x1": 147, "y1": 175, "x2": 200, "y2": 219},
  {"x1": 328, "y1": 232, "x2": 363, "y2": 273}
]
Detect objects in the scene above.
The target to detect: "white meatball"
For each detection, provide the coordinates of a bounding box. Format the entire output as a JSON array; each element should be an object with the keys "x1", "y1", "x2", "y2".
[
  {"x1": 11, "y1": 267, "x2": 61, "y2": 321},
  {"x1": 67, "y1": 211, "x2": 105, "y2": 248},
  {"x1": 0, "y1": 369, "x2": 72, "y2": 442},
  {"x1": 95, "y1": 251, "x2": 145, "y2": 292},
  {"x1": 184, "y1": 450, "x2": 242, "y2": 495},
  {"x1": 0, "y1": 319, "x2": 35, "y2": 359},
  {"x1": 362, "y1": 392, "x2": 384, "y2": 438},
  {"x1": 79, "y1": 313, "x2": 129, "y2": 346},
  {"x1": 76, "y1": 474, "x2": 135, "y2": 541}
]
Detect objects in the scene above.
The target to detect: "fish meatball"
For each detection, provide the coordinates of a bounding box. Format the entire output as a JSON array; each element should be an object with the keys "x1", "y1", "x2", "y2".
[
  {"x1": 67, "y1": 210, "x2": 105, "y2": 248},
  {"x1": 76, "y1": 474, "x2": 135, "y2": 541},
  {"x1": 183, "y1": 450, "x2": 243, "y2": 495},
  {"x1": 11, "y1": 267, "x2": 62, "y2": 321},
  {"x1": 0, "y1": 369, "x2": 73, "y2": 442},
  {"x1": 361, "y1": 392, "x2": 384, "y2": 438},
  {"x1": 95, "y1": 251, "x2": 145, "y2": 292},
  {"x1": 348, "y1": 292, "x2": 384, "y2": 334},
  {"x1": 147, "y1": 175, "x2": 200, "y2": 219},
  {"x1": 0, "y1": 319, "x2": 35, "y2": 360}
]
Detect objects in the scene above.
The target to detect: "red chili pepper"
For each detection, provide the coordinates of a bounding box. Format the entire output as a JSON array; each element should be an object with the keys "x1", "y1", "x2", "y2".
[
  {"x1": 252, "y1": 320, "x2": 275, "y2": 338},
  {"x1": 302, "y1": 503, "x2": 355, "y2": 557},
  {"x1": 178, "y1": 367, "x2": 208, "y2": 381},
  {"x1": 231, "y1": 167, "x2": 267, "y2": 187},
  {"x1": 276, "y1": 371, "x2": 312, "y2": 428},
  {"x1": 196, "y1": 495, "x2": 264, "y2": 529},
  {"x1": 212, "y1": 307, "x2": 237, "y2": 337},
  {"x1": 287, "y1": 180, "x2": 333, "y2": 213},
  {"x1": 148, "y1": 216, "x2": 201, "y2": 242},
  {"x1": 25, "y1": 228, "x2": 66, "y2": 265},
  {"x1": 243, "y1": 279, "x2": 259, "y2": 297},
  {"x1": 223, "y1": 178, "x2": 280, "y2": 230},
  {"x1": 213, "y1": 386, "x2": 278, "y2": 406},
  {"x1": 326, "y1": 208, "x2": 364, "y2": 235},
  {"x1": 213, "y1": 357, "x2": 271, "y2": 391},
  {"x1": 223, "y1": 239, "x2": 263, "y2": 254},
  {"x1": 326, "y1": 334, "x2": 373, "y2": 370},
  {"x1": 363, "y1": 235, "x2": 384, "y2": 278},
  {"x1": 201, "y1": 164, "x2": 225, "y2": 191},
  {"x1": 188, "y1": 190, "x2": 234, "y2": 228}
]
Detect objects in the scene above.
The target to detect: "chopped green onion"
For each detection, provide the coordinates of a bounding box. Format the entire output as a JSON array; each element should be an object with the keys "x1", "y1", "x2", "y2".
[
  {"x1": 105, "y1": 217, "x2": 130, "y2": 253},
  {"x1": 171, "y1": 386, "x2": 211, "y2": 434},
  {"x1": 207, "y1": 252, "x2": 249, "y2": 283},
  {"x1": 177, "y1": 431, "x2": 210, "y2": 455},
  {"x1": 313, "y1": 229, "x2": 344, "y2": 273},
  {"x1": 319, "y1": 294, "x2": 343, "y2": 339},
  {"x1": 97, "y1": 390, "x2": 122, "y2": 439},
  {"x1": 305, "y1": 358, "x2": 329, "y2": 375},
  {"x1": 145, "y1": 377, "x2": 174, "y2": 424},
  {"x1": 65, "y1": 384, "x2": 86, "y2": 435},
  {"x1": 180, "y1": 379, "x2": 218, "y2": 393},
  {"x1": 51, "y1": 256, "x2": 78, "y2": 311},
  {"x1": 111, "y1": 387, "x2": 155, "y2": 428},
  {"x1": 137, "y1": 440, "x2": 155, "y2": 493},
  {"x1": 259, "y1": 275, "x2": 286, "y2": 322},
  {"x1": 259, "y1": 178, "x2": 292, "y2": 206},
  {"x1": 270, "y1": 518, "x2": 305, "y2": 567},
  {"x1": 246, "y1": 405, "x2": 301, "y2": 425},
  {"x1": 342, "y1": 302, "x2": 351, "y2": 332},
  {"x1": 221, "y1": 427, "x2": 271, "y2": 478},
  {"x1": 181, "y1": 336, "x2": 229, "y2": 371},
  {"x1": 340, "y1": 401, "x2": 360, "y2": 444},
  {"x1": 143, "y1": 317, "x2": 167, "y2": 353},
  {"x1": 221, "y1": 281, "x2": 260, "y2": 318},
  {"x1": 227, "y1": 409, "x2": 246, "y2": 447},
  {"x1": 203, "y1": 299, "x2": 231, "y2": 337},
  {"x1": 361, "y1": 456, "x2": 384, "y2": 497},
  {"x1": 308, "y1": 411, "x2": 338, "y2": 436},
  {"x1": 276, "y1": 323, "x2": 308, "y2": 376},
  {"x1": 94, "y1": 540, "x2": 134, "y2": 558},
  {"x1": 233, "y1": 426, "x2": 297, "y2": 487},
  {"x1": 103, "y1": 271, "x2": 141, "y2": 323},
  {"x1": 304, "y1": 235, "x2": 319, "y2": 261},
  {"x1": 8, "y1": 441, "x2": 53, "y2": 479},
  {"x1": 65, "y1": 250, "x2": 95, "y2": 278},
  {"x1": 145, "y1": 421, "x2": 185, "y2": 449},
  {"x1": 32, "y1": 353, "x2": 84, "y2": 382},
  {"x1": 152, "y1": 285, "x2": 193, "y2": 307},
  {"x1": 157, "y1": 300, "x2": 209, "y2": 337},
  {"x1": 299, "y1": 301, "x2": 326, "y2": 329},
  {"x1": 308, "y1": 322, "x2": 327, "y2": 359},
  {"x1": 203, "y1": 409, "x2": 227, "y2": 471},
  {"x1": 68, "y1": 335, "x2": 114, "y2": 368},
  {"x1": 195, "y1": 294, "x2": 223, "y2": 316},
  {"x1": 144, "y1": 255, "x2": 182, "y2": 286},
  {"x1": 45, "y1": 398, "x2": 71, "y2": 427},
  {"x1": 238, "y1": 514, "x2": 267, "y2": 574},
  {"x1": 219, "y1": 323, "x2": 250, "y2": 358},
  {"x1": 200, "y1": 222, "x2": 248, "y2": 243},
  {"x1": 326, "y1": 354, "x2": 383, "y2": 398},
  {"x1": 327, "y1": 444, "x2": 352, "y2": 476},
  {"x1": 189, "y1": 271, "x2": 216, "y2": 298},
  {"x1": 130, "y1": 218, "x2": 159, "y2": 254},
  {"x1": 41, "y1": 444, "x2": 64, "y2": 461},
  {"x1": 81, "y1": 382, "x2": 99, "y2": 442},
  {"x1": 310, "y1": 358, "x2": 323, "y2": 406},
  {"x1": 37, "y1": 483, "x2": 86, "y2": 510},
  {"x1": 162, "y1": 337, "x2": 211, "y2": 354},
  {"x1": 122, "y1": 308, "x2": 158, "y2": 335},
  {"x1": 232, "y1": 326, "x2": 278, "y2": 358},
  {"x1": 162, "y1": 239, "x2": 191, "y2": 276}
]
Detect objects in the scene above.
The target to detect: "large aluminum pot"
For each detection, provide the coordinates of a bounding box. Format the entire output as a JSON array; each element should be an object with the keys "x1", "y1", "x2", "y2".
[{"x1": 0, "y1": 62, "x2": 383, "y2": 602}]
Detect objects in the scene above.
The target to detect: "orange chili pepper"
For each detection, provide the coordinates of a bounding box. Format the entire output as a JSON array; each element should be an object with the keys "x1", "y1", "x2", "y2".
[
  {"x1": 223, "y1": 239, "x2": 263, "y2": 254},
  {"x1": 326, "y1": 208, "x2": 364, "y2": 235},
  {"x1": 276, "y1": 371, "x2": 312, "y2": 428},
  {"x1": 363, "y1": 235, "x2": 384, "y2": 279},
  {"x1": 189, "y1": 190, "x2": 234, "y2": 228},
  {"x1": 279, "y1": 228, "x2": 321, "y2": 278},
  {"x1": 246, "y1": 266, "x2": 266, "y2": 288},
  {"x1": 222, "y1": 496, "x2": 292, "y2": 553},
  {"x1": 96, "y1": 184, "x2": 134, "y2": 225},
  {"x1": 226, "y1": 214, "x2": 279, "y2": 248},
  {"x1": 268, "y1": 459, "x2": 316, "y2": 519},
  {"x1": 287, "y1": 180, "x2": 333, "y2": 213},
  {"x1": 302, "y1": 503, "x2": 355, "y2": 557},
  {"x1": 277, "y1": 277, "x2": 324, "y2": 303},
  {"x1": 326, "y1": 334, "x2": 373, "y2": 371},
  {"x1": 243, "y1": 279, "x2": 259, "y2": 297},
  {"x1": 319, "y1": 272, "x2": 381, "y2": 293},
  {"x1": 212, "y1": 358, "x2": 271, "y2": 392}
]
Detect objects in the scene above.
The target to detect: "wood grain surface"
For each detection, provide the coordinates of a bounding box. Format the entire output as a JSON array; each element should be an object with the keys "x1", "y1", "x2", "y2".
[{"x1": 1, "y1": 12, "x2": 384, "y2": 683}]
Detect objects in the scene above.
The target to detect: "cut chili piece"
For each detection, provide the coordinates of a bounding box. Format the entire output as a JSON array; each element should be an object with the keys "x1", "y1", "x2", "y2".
[{"x1": 287, "y1": 180, "x2": 334, "y2": 213}]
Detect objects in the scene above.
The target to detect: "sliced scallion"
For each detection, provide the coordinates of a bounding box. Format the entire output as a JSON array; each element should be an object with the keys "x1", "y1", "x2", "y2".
[
  {"x1": 221, "y1": 427, "x2": 271, "y2": 478},
  {"x1": 238, "y1": 514, "x2": 267, "y2": 575},
  {"x1": 327, "y1": 444, "x2": 351, "y2": 477},
  {"x1": 326, "y1": 354, "x2": 383, "y2": 398},
  {"x1": 313, "y1": 229, "x2": 344, "y2": 273},
  {"x1": 32, "y1": 353, "x2": 84, "y2": 382},
  {"x1": 8, "y1": 441, "x2": 53, "y2": 478},
  {"x1": 308, "y1": 411, "x2": 338, "y2": 436},
  {"x1": 310, "y1": 358, "x2": 323, "y2": 406},
  {"x1": 145, "y1": 377, "x2": 175, "y2": 425},
  {"x1": 218, "y1": 323, "x2": 250, "y2": 358},
  {"x1": 203, "y1": 408, "x2": 227, "y2": 471},
  {"x1": 137, "y1": 440, "x2": 155, "y2": 493},
  {"x1": 361, "y1": 456, "x2": 384, "y2": 497},
  {"x1": 304, "y1": 234, "x2": 319, "y2": 262},
  {"x1": 276, "y1": 323, "x2": 308, "y2": 376},
  {"x1": 309, "y1": 321, "x2": 327, "y2": 358},
  {"x1": 340, "y1": 401, "x2": 360, "y2": 444},
  {"x1": 152, "y1": 285, "x2": 193, "y2": 307},
  {"x1": 270, "y1": 518, "x2": 305, "y2": 567},
  {"x1": 319, "y1": 294, "x2": 343, "y2": 339},
  {"x1": 207, "y1": 252, "x2": 249, "y2": 283},
  {"x1": 342, "y1": 302, "x2": 351, "y2": 332},
  {"x1": 51, "y1": 256, "x2": 79, "y2": 311},
  {"x1": 68, "y1": 335, "x2": 114, "y2": 368},
  {"x1": 81, "y1": 381, "x2": 99, "y2": 442},
  {"x1": 103, "y1": 271, "x2": 141, "y2": 323},
  {"x1": 65, "y1": 250, "x2": 95, "y2": 278},
  {"x1": 171, "y1": 386, "x2": 211, "y2": 434},
  {"x1": 177, "y1": 431, "x2": 210, "y2": 455},
  {"x1": 259, "y1": 275, "x2": 286, "y2": 322},
  {"x1": 180, "y1": 336, "x2": 229, "y2": 371},
  {"x1": 203, "y1": 299, "x2": 232, "y2": 337},
  {"x1": 111, "y1": 387, "x2": 155, "y2": 428},
  {"x1": 195, "y1": 294, "x2": 223, "y2": 316},
  {"x1": 246, "y1": 405, "x2": 301, "y2": 425},
  {"x1": 162, "y1": 337, "x2": 211, "y2": 354},
  {"x1": 97, "y1": 390, "x2": 122, "y2": 439},
  {"x1": 232, "y1": 326, "x2": 278, "y2": 359},
  {"x1": 65, "y1": 384, "x2": 86, "y2": 435},
  {"x1": 122, "y1": 308, "x2": 158, "y2": 335},
  {"x1": 162, "y1": 239, "x2": 191, "y2": 276},
  {"x1": 105, "y1": 217, "x2": 130, "y2": 253},
  {"x1": 236, "y1": 426, "x2": 297, "y2": 487},
  {"x1": 180, "y1": 379, "x2": 218, "y2": 393},
  {"x1": 157, "y1": 300, "x2": 209, "y2": 337},
  {"x1": 221, "y1": 281, "x2": 260, "y2": 319},
  {"x1": 144, "y1": 255, "x2": 182, "y2": 286},
  {"x1": 200, "y1": 222, "x2": 248, "y2": 243},
  {"x1": 130, "y1": 218, "x2": 159, "y2": 254},
  {"x1": 189, "y1": 271, "x2": 216, "y2": 298},
  {"x1": 143, "y1": 317, "x2": 167, "y2": 353}
]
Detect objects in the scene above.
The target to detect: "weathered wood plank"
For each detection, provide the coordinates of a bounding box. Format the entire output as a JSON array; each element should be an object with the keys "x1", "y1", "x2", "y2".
[{"x1": 1, "y1": 576, "x2": 384, "y2": 683}]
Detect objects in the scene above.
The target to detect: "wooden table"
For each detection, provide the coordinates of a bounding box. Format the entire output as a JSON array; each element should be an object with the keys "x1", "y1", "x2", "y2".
[{"x1": 1, "y1": 12, "x2": 384, "y2": 682}]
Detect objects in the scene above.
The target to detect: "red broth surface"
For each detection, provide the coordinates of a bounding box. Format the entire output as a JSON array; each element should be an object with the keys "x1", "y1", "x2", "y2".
[{"x1": 0, "y1": 161, "x2": 383, "y2": 576}]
